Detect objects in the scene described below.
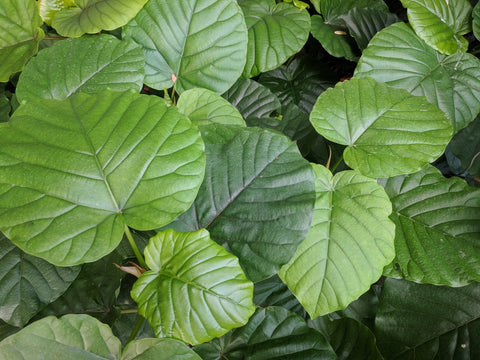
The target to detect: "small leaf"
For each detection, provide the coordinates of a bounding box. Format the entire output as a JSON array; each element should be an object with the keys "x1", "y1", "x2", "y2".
[
  {"x1": 310, "y1": 77, "x2": 453, "y2": 178},
  {"x1": 279, "y1": 164, "x2": 395, "y2": 318},
  {"x1": 449, "y1": 116, "x2": 480, "y2": 178},
  {"x1": 131, "y1": 229, "x2": 255, "y2": 345},
  {"x1": 51, "y1": 0, "x2": 150, "y2": 37},
  {"x1": 121, "y1": 338, "x2": 202, "y2": 360}
]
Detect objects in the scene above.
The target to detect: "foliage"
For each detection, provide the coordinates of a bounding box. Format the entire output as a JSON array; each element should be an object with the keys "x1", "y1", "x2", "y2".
[{"x1": 0, "y1": 0, "x2": 479, "y2": 358}]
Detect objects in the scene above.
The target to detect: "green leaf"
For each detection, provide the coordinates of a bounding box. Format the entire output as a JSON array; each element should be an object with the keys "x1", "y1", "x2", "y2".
[
  {"x1": 170, "y1": 126, "x2": 316, "y2": 281},
  {"x1": 177, "y1": 88, "x2": 245, "y2": 128},
  {"x1": 0, "y1": 233, "x2": 80, "y2": 327},
  {"x1": 310, "y1": 77, "x2": 453, "y2": 178},
  {"x1": 131, "y1": 229, "x2": 255, "y2": 345},
  {"x1": 449, "y1": 116, "x2": 480, "y2": 178},
  {"x1": 121, "y1": 338, "x2": 202, "y2": 360},
  {"x1": 0, "y1": 85, "x2": 10, "y2": 122},
  {"x1": 222, "y1": 78, "x2": 281, "y2": 120},
  {"x1": 193, "y1": 307, "x2": 337, "y2": 360},
  {"x1": 474, "y1": 2, "x2": 480, "y2": 42},
  {"x1": 51, "y1": 0, "x2": 150, "y2": 37},
  {"x1": 112, "y1": 313, "x2": 154, "y2": 346},
  {"x1": 16, "y1": 34, "x2": 145, "y2": 102},
  {"x1": 376, "y1": 278, "x2": 480, "y2": 359},
  {"x1": 320, "y1": 0, "x2": 389, "y2": 24},
  {"x1": 400, "y1": 0, "x2": 472, "y2": 54},
  {"x1": 0, "y1": 0, "x2": 45, "y2": 82},
  {"x1": 355, "y1": 22, "x2": 480, "y2": 132},
  {"x1": 239, "y1": 0, "x2": 311, "y2": 78},
  {"x1": 123, "y1": 0, "x2": 247, "y2": 94},
  {"x1": 279, "y1": 164, "x2": 395, "y2": 318},
  {"x1": 379, "y1": 165, "x2": 480, "y2": 287},
  {"x1": 38, "y1": 0, "x2": 75, "y2": 26},
  {"x1": 0, "y1": 321, "x2": 18, "y2": 342},
  {"x1": 0, "y1": 90, "x2": 205, "y2": 266}
]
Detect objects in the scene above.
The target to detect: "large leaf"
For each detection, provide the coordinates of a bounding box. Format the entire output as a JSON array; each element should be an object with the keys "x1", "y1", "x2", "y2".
[
  {"x1": 16, "y1": 34, "x2": 145, "y2": 102},
  {"x1": 355, "y1": 22, "x2": 480, "y2": 132},
  {"x1": 239, "y1": 0, "x2": 311, "y2": 78},
  {"x1": 400, "y1": 0, "x2": 472, "y2": 54},
  {"x1": 376, "y1": 278, "x2": 480, "y2": 359},
  {"x1": 122, "y1": 338, "x2": 202, "y2": 360},
  {"x1": 170, "y1": 126, "x2": 316, "y2": 281},
  {"x1": 131, "y1": 229, "x2": 255, "y2": 345},
  {"x1": 194, "y1": 307, "x2": 337, "y2": 360},
  {"x1": 51, "y1": 0, "x2": 149, "y2": 37},
  {"x1": 310, "y1": 77, "x2": 453, "y2": 178},
  {"x1": 0, "y1": 90, "x2": 205, "y2": 266},
  {"x1": 380, "y1": 165, "x2": 480, "y2": 287},
  {"x1": 279, "y1": 164, "x2": 395, "y2": 317},
  {"x1": 0, "y1": 233, "x2": 80, "y2": 327},
  {"x1": 0, "y1": 0, "x2": 44, "y2": 82},
  {"x1": 123, "y1": 0, "x2": 247, "y2": 94}
]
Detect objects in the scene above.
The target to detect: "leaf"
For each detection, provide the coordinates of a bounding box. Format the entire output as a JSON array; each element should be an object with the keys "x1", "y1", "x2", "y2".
[
  {"x1": 474, "y1": 1, "x2": 480, "y2": 42},
  {"x1": 239, "y1": 0, "x2": 311, "y2": 78},
  {"x1": 0, "y1": 90, "x2": 205, "y2": 266},
  {"x1": 123, "y1": 0, "x2": 247, "y2": 94},
  {"x1": 379, "y1": 165, "x2": 480, "y2": 287},
  {"x1": 177, "y1": 88, "x2": 245, "y2": 128},
  {"x1": 51, "y1": 0, "x2": 150, "y2": 37},
  {"x1": 121, "y1": 338, "x2": 202, "y2": 360},
  {"x1": 112, "y1": 313, "x2": 154, "y2": 346},
  {"x1": 310, "y1": 77, "x2": 453, "y2": 178},
  {"x1": 0, "y1": 85, "x2": 10, "y2": 122},
  {"x1": 222, "y1": 78, "x2": 281, "y2": 120},
  {"x1": 319, "y1": 0, "x2": 389, "y2": 24},
  {"x1": 355, "y1": 22, "x2": 480, "y2": 132},
  {"x1": 193, "y1": 307, "x2": 337, "y2": 360},
  {"x1": 170, "y1": 126, "x2": 316, "y2": 282},
  {"x1": 376, "y1": 278, "x2": 480, "y2": 359},
  {"x1": 131, "y1": 229, "x2": 255, "y2": 345},
  {"x1": 0, "y1": 0, "x2": 45, "y2": 82},
  {"x1": 400, "y1": 0, "x2": 472, "y2": 54},
  {"x1": 448, "y1": 115, "x2": 480, "y2": 178},
  {"x1": 0, "y1": 233, "x2": 80, "y2": 327},
  {"x1": 38, "y1": 0, "x2": 75, "y2": 26},
  {"x1": 279, "y1": 164, "x2": 395, "y2": 318},
  {"x1": 16, "y1": 34, "x2": 145, "y2": 102}
]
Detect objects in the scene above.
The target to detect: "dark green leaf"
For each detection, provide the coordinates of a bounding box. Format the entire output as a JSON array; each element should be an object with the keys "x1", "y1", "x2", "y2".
[
  {"x1": 320, "y1": 0, "x2": 389, "y2": 24},
  {"x1": 448, "y1": 115, "x2": 480, "y2": 178},
  {"x1": 474, "y1": 1, "x2": 480, "y2": 41},
  {"x1": 121, "y1": 338, "x2": 202, "y2": 360}
]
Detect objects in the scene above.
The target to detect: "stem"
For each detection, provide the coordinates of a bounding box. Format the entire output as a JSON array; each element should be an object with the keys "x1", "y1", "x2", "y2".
[
  {"x1": 330, "y1": 154, "x2": 344, "y2": 173},
  {"x1": 43, "y1": 36, "x2": 67, "y2": 41},
  {"x1": 126, "y1": 315, "x2": 145, "y2": 345},
  {"x1": 124, "y1": 225, "x2": 147, "y2": 269}
]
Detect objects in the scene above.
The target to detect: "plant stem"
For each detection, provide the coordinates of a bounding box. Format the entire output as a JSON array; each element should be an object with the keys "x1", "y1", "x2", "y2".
[
  {"x1": 330, "y1": 154, "x2": 344, "y2": 173},
  {"x1": 126, "y1": 315, "x2": 145, "y2": 344},
  {"x1": 124, "y1": 225, "x2": 147, "y2": 269}
]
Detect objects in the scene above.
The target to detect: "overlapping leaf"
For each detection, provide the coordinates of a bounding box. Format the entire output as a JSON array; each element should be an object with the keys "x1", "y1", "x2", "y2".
[
  {"x1": 0, "y1": 0, "x2": 44, "y2": 82},
  {"x1": 474, "y1": 2, "x2": 480, "y2": 41},
  {"x1": 122, "y1": 338, "x2": 202, "y2": 360},
  {"x1": 51, "y1": 0, "x2": 150, "y2": 37},
  {"x1": 448, "y1": 116, "x2": 480, "y2": 178},
  {"x1": 123, "y1": 0, "x2": 247, "y2": 94},
  {"x1": 310, "y1": 77, "x2": 452, "y2": 177},
  {"x1": 279, "y1": 165, "x2": 395, "y2": 317},
  {"x1": 131, "y1": 229, "x2": 255, "y2": 345},
  {"x1": 239, "y1": 0, "x2": 311, "y2": 78},
  {"x1": 319, "y1": 0, "x2": 389, "y2": 24},
  {"x1": 253, "y1": 275, "x2": 304, "y2": 316},
  {"x1": 0, "y1": 90, "x2": 205, "y2": 266},
  {"x1": 355, "y1": 22, "x2": 480, "y2": 132},
  {"x1": 16, "y1": 35, "x2": 145, "y2": 102},
  {"x1": 38, "y1": 0, "x2": 75, "y2": 25},
  {"x1": 380, "y1": 165, "x2": 480, "y2": 287}
]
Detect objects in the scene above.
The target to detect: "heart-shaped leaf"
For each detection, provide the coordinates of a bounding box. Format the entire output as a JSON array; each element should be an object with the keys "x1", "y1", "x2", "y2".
[
  {"x1": 239, "y1": 0, "x2": 311, "y2": 78},
  {"x1": 123, "y1": 0, "x2": 247, "y2": 94},
  {"x1": 355, "y1": 22, "x2": 480, "y2": 132},
  {"x1": 0, "y1": 233, "x2": 80, "y2": 327},
  {"x1": 51, "y1": 0, "x2": 150, "y2": 37},
  {"x1": 0, "y1": 90, "x2": 205, "y2": 266},
  {"x1": 310, "y1": 77, "x2": 453, "y2": 178},
  {"x1": 380, "y1": 165, "x2": 480, "y2": 287},
  {"x1": 131, "y1": 229, "x2": 255, "y2": 345},
  {"x1": 279, "y1": 164, "x2": 395, "y2": 318},
  {"x1": 0, "y1": 0, "x2": 45, "y2": 82},
  {"x1": 16, "y1": 34, "x2": 145, "y2": 102},
  {"x1": 400, "y1": 0, "x2": 472, "y2": 54}
]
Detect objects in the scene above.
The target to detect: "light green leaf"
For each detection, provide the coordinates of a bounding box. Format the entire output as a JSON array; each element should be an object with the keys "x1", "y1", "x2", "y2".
[
  {"x1": 0, "y1": 233, "x2": 80, "y2": 327},
  {"x1": 16, "y1": 34, "x2": 145, "y2": 102},
  {"x1": 380, "y1": 165, "x2": 480, "y2": 287},
  {"x1": 355, "y1": 22, "x2": 480, "y2": 132},
  {"x1": 170, "y1": 126, "x2": 316, "y2": 282},
  {"x1": 279, "y1": 164, "x2": 395, "y2": 318},
  {"x1": 401, "y1": 0, "x2": 472, "y2": 54},
  {"x1": 123, "y1": 0, "x2": 247, "y2": 94},
  {"x1": 0, "y1": 0, "x2": 45, "y2": 82},
  {"x1": 194, "y1": 307, "x2": 337, "y2": 360},
  {"x1": 0, "y1": 90, "x2": 205, "y2": 266},
  {"x1": 51, "y1": 0, "x2": 150, "y2": 37},
  {"x1": 310, "y1": 77, "x2": 453, "y2": 178},
  {"x1": 376, "y1": 278, "x2": 480, "y2": 359},
  {"x1": 38, "y1": 0, "x2": 75, "y2": 26},
  {"x1": 239, "y1": 0, "x2": 311, "y2": 78},
  {"x1": 177, "y1": 88, "x2": 245, "y2": 128},
  {"x1": 121, "y1": 338, "x2": 202, "y2": 360},
  {"x1": 131, "y1": 229, "x2": 255, "y2": 345}
]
